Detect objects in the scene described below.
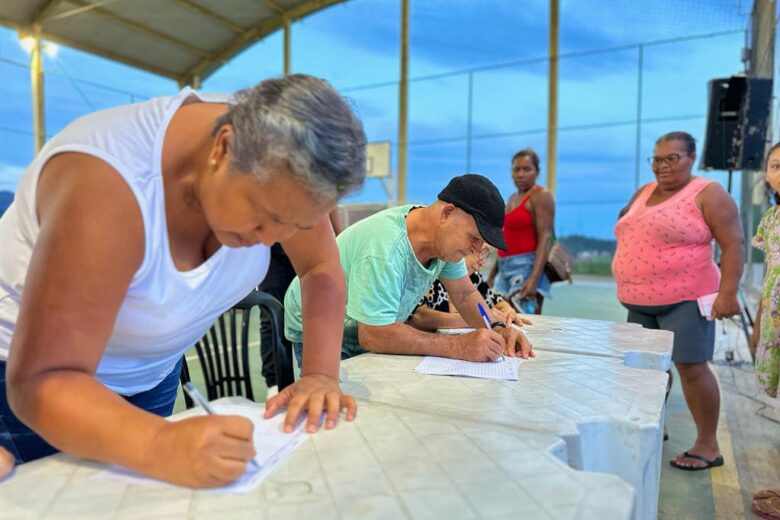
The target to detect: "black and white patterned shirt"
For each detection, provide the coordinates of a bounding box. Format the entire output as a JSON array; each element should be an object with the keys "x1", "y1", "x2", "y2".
[{"x1": 415, "y1": 271, "x2": 504, "y2": 313}]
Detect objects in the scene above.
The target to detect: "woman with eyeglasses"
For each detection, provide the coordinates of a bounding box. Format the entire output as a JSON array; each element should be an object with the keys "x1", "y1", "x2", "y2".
[
  {"x1": 488, "y1": 148, "x2": 554, "y2": 314},
  {"x1": 612, "y1": 130, "x2": 743, "y2": 472},
  {"x1": 409, "y1": 245, "x2": 529, "y2": 331}
]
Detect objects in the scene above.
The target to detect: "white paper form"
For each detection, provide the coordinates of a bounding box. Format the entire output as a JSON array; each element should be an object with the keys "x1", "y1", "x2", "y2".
[
  {"x1": 93, "y1": 403, "x2": 308, "y2": 494},
  {"x1": 414, "y1": 356, "x2": 523, "y2": 381}
]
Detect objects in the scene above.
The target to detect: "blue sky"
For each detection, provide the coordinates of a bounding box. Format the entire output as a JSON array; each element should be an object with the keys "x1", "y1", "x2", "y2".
[{"x1": 0, "y1": 0, "x2": 766, "y2": 238}]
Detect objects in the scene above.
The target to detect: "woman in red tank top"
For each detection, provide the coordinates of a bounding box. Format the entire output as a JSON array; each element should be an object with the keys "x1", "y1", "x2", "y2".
[{"x1": 488, "y1": 148, "x2": 555, "y2": 314}]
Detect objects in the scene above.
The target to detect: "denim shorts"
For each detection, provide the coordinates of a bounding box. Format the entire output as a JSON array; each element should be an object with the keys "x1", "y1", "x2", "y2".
[
  {"x1": 622, "y1": 300, "x2": 715, "y2": 364},
  {"x1": 494, "y1": 253, "x2": 551, "y2": 299},
  {"x1": 0, "y1": 357, "x2": 182, "y2": 464}
]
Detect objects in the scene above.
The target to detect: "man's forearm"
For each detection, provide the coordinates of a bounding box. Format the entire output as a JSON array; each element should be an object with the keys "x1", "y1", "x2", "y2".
[
  {"x1": 300, "y1": 264, "x2": 346, "y2": 379},
  {"x1": 529, "y1": 234, "x2": 550, "y2": 281},
  {"x1": 359, "y1": 322, "x2": 461, "y2": 357}
]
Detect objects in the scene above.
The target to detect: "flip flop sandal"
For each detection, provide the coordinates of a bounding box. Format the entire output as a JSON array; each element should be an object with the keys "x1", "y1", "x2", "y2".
[
  {"x1": 669, "y1": 451, "x2": 724, "y2": 471},
  {"x1": 753, "y1": 489, "x2": 780, "y2": 520}
]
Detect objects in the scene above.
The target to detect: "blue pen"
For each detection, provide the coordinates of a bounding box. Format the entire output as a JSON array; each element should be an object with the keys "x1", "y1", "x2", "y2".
[{"x1": 477, "y1": 302, "x2": 506, "y2": 361}]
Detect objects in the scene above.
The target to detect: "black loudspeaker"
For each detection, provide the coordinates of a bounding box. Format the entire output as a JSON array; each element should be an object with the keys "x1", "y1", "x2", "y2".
[{"x1": 701, "y1": 75, "x2": 773, "y2": 171}]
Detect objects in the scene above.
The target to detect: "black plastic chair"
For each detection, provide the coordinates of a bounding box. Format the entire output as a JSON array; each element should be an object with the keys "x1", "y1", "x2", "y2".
[{"x1": 180, "y1": 290, "x2": 295, "y2": 409}]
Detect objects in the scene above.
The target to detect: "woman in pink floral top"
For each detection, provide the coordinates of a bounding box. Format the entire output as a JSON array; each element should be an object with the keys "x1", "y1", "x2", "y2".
[
  {"x1": 748, "y1": 142, "x2": 780, "y2": 520},
  {"x1": 751, "y1": 143, "x2": 780, "y2": 400}
]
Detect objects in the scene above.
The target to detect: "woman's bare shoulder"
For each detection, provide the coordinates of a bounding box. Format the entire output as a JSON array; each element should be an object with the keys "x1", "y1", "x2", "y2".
[{"x1": 37, "y1": 152, "x2": 145, "y2": 260}]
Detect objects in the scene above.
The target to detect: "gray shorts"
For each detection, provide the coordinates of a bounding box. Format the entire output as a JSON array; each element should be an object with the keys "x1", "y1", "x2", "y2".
[{"x1": 621, "y1": 300, "x2": 715, "y2": 364}]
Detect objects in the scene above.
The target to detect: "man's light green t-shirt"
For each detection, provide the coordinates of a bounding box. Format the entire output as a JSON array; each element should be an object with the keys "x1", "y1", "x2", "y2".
[{"x1": 284, "y1": 204, "x2": 467, "y2": 358}]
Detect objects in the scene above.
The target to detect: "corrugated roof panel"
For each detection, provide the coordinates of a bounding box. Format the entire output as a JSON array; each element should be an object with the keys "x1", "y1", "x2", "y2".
[
  {"x1": 102, "y1": 0, "x2": 236, "y2": 51},
  {"x1": 192, "y1": 0, "x2": 278, "y2": 29},
  {"x1": 44, "y1": 12, "x2": 202, "y2": 74},
  {"x1": 0, "y1": 0, "x2": 43, "y2": 23}
]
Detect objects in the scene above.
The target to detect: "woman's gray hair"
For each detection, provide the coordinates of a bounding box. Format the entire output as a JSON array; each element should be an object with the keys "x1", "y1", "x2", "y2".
[
  {"x1": 213, "y1": 74, "x2": 367, "y2": 201},
  {"x1": 656, "y1": 131, "x2": 696, "y2": 155}
]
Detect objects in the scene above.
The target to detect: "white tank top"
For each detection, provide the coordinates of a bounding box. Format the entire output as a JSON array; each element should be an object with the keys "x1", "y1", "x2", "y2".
[{"x1": 0, "y1": 89, "x2": 270, "y2": 394}]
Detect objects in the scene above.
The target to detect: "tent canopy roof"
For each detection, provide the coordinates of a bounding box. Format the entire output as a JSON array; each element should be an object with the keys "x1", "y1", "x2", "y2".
[{"x1": 0, "y1": 0, "x2": 343, "y2": 84}]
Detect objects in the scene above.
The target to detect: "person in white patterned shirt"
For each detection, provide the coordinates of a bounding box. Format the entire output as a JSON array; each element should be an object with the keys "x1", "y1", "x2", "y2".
[{"x1": 409, "y1": 245, "x2": 531, "y2": 331}]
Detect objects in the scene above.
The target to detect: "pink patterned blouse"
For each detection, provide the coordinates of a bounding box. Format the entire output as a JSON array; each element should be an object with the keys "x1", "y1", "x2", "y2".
[{"x1": 612, "y1": 176, "x2": 720, "y2": 305}]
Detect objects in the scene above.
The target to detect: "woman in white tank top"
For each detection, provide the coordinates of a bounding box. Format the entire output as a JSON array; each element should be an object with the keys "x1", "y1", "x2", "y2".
[{"x1": 0, "y1": 74, "x2": 366, "y2": 487}]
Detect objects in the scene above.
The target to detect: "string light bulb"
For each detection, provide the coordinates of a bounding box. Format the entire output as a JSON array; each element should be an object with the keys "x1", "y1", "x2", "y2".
[
  {"x1": 19, "y1": 36, "x2": 36, "y2": 53},
  {"x1": 44, "y1": 42, "x2": 58, "y2": 58}
]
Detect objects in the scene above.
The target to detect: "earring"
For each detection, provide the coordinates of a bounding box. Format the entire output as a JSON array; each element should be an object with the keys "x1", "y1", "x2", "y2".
[{"x1": 209, "y1": 159, "x2": 217, "y2": 168}]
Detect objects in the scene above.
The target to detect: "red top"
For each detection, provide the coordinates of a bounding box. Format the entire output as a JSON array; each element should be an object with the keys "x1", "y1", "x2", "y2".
[{"x1": 498, "y1": 188, "x2": 537, "y2": 257}]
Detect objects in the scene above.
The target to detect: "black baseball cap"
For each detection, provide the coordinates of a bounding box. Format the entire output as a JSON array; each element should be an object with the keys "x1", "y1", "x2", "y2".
[{"x1": 438, "y1": 174, "x2": 507, "y2": 251}]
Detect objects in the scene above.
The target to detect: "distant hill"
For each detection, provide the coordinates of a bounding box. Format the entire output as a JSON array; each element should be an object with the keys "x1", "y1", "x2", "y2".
[
  {"x1": 559, "y1": 234, "x2": 616, "y2": 257},
  {"x1": 0, "y1": 191, "x2": 12, "y2": 217}
]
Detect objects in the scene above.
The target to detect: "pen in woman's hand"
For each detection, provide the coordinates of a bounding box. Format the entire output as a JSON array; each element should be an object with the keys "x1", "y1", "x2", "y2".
[{"x1": 182, "y1": 383, "x2": 260, "y2": 470}]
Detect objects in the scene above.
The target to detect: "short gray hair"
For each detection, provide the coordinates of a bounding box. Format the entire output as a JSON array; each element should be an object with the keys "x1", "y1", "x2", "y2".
[{"x1": 213, "y1": 74, "x2": 367, "y2": 201}]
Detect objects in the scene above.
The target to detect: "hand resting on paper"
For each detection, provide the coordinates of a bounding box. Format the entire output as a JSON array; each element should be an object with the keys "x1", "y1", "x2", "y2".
[
  {"x1": 264, "y1": 374, "x2": 357, "y2": 434},
  {"x1": 491, "y1": 304, "x2": 533, "y2": 328},
  {"x1": 494, "y1": 323, "x2": 535, "y2": 359}
]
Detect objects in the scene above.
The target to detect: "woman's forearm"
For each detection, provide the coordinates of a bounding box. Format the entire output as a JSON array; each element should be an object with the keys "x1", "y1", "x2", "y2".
[
  {"x1": 408, "y1": 306, "x2": 467, "y2": 331},
  {"x1": 718, "y1": 243, "x2": 744, "y2": 295},
  {"x1": 529, "y1": 232, "x2": 551, "y2": 281},
  {"x1": 8, "y1": 370, "x2": 167, "y2": 474},
  {"x1": 299, "y1": 263, "x2": 346, "y2": 380}
]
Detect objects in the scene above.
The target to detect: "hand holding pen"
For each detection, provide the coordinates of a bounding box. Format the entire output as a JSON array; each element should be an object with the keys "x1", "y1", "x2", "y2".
[
  {"x1": 183, "y1": 383, "x2": 260, "y2": 470},
  {"x1": 477, "y1": 302, "x2": 506, "y2": 361},
  {"x1": 143, "y1": 384, "x2": 258, "y2": 488},
  {"x1": 477, "y1": 302, "x2": 535, "y2": 360}
]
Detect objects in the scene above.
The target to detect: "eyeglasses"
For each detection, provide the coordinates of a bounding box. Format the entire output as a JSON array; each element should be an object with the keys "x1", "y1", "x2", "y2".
[
  {"x1": 477, "y1": 248, "x2": 492, "y2": 262},
  {"x1": 647, "y1": 153, "x2": 687, "y2": 167}
]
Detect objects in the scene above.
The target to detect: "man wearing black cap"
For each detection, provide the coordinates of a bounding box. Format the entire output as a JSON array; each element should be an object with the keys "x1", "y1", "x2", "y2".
[{"x1": 284, "y1": 174, "x2": 534, "y2": 364}]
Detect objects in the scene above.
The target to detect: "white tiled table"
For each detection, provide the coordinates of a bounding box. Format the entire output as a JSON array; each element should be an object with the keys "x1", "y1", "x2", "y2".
[
  {"x1": 0, "y1": 398, "x2": 634, "y2": 520},
  {"x1": 1, "y1": 315, "x2": 670, "y2": 520},
  {"x1": 440, "y1": 314, "x2": 674, "y2": 371},
  {"x1": 341, "y1": 351, "x2": 666, "y2": 520},
  {"x1": 519, "y1": 315, "x2": 674, "y2": 371}
]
